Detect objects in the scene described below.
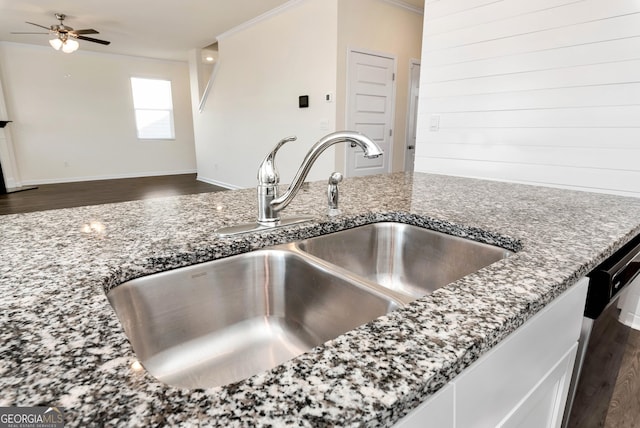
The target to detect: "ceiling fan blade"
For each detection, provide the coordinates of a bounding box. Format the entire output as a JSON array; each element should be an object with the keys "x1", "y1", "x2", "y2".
[
  {"x1": 25, "y1": 21, "x2": 51, "y2": 30},
  {"x1": 72, "y1": 29, "x2": 99, "y2": 35},
  {"x1": 11, "y1": 32, "x2": 49, "y2": 34},
  {"x1": 76, "y1": 35, "x2": 111, "y2": 45}
]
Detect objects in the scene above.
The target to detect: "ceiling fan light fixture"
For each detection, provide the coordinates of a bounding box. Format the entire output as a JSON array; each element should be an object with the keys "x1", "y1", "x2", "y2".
[
  {"x1": 15, "y1": 13, "x2": 110, "y2": 52},
  {"x1": 61, "y1": 38, "x2": 79, "y2": 53},
  {"x1": 49, "y1": 38, "x2": 63, "y2": 50}
]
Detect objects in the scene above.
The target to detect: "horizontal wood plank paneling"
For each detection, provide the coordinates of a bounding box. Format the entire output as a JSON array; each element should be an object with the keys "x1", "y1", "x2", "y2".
[
  {"x1": 424, "y1": 0, "x2": 637, "y2": 50},
  {"x1": 423, "y1": 0, "x2": 502, "y2": 22},
  {"x1": 417, "y1": 128, "x2": 640, "y2": 149},
  {"x1": 422, "y1": 143, "x2": 640, "y2": 171},
  {"x1": 422, "y1": 36, "x2": 640, "y2": 83},
  {"x1": 425, "y1": 13, "x2": 640, "y2": 66},
  {"x1": 415, "y1": 157, "x2": 640, "y2": 196},
  {"x1": 418, "y1": 106, "x2": 640, "y2": 128},
  {"x1": 422, "y1": 59, "x2": 640, "y2": 97},
  {"x1": 416, "y1": 0, "x2": 640, "y2": 197},
  {"x1": 425, "y1": 0, "x2": 583, "y2": 36},
  {"x1": 421, "y1": 83, "x2": 640, "y2": 112}
]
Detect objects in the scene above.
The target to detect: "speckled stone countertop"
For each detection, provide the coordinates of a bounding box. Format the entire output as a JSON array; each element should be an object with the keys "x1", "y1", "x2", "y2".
[{"x1": 2, "y1": 172, "x2": 640, "y2": 426}]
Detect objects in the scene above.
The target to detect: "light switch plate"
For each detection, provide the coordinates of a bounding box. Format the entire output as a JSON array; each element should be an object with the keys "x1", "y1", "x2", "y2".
[{"x1": 430, "y1": 114, "x2": 440, "y2": 132}]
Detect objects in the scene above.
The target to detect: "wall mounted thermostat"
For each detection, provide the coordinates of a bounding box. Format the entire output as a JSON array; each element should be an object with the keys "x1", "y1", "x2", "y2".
[{"x1": 299, "y1": 95, "x2": 309, "y2": 108}]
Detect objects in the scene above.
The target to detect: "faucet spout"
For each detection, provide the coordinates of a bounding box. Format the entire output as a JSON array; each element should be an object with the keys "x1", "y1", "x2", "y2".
[{"x1": 269, "y1": 131, "x2": 382, "y2": 215}]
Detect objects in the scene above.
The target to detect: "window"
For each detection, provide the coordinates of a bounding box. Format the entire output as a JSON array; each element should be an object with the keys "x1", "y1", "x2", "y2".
[{"x1": 130, "y1": 77, "x2": 175, "y2": 140}]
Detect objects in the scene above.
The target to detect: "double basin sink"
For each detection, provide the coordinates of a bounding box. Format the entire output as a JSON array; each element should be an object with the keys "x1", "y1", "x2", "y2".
[{"x1": 108, "y1": 222, "x2": 512, "y2": 388}]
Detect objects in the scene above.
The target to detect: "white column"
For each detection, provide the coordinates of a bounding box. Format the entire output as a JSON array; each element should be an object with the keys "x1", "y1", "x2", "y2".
[{"x1": 0, "y1": 68, "x2": 21, "y2": 189}]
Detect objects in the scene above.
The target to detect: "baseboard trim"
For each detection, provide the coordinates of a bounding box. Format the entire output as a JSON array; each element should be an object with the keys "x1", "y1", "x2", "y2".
[
  {"x1": 196, "y1": 175, "x2": 243, "y2": 190},
  {"x1": 3, "y1": 177, "x2": 18, "y2": 189},
  {"x1": 21, "y1": 170, "x2": 198, "y2": 186}
]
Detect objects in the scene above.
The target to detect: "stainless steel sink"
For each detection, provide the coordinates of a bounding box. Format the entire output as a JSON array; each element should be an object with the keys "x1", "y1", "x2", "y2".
[
  {"x1": 108, "y1": 221, "x2": 512, "y2": 389},
  {"x1": 107, "y1": 249, "x2": 401, "y2": 389},
  {"x1": 295, "y1": 222, "x2": 512, "y2": 298}
]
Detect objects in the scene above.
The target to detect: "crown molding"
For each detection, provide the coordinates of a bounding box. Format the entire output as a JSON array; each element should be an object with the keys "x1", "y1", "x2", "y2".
[
  {"x1": 215, "y1": 0, "x2": 422, "y2": 42},
  {"x1": 217, "y1": 0, "x2": 307, "y2": 41},
  {"x1": 380, "y1": 0, "x2": 424, "y2": 15}
]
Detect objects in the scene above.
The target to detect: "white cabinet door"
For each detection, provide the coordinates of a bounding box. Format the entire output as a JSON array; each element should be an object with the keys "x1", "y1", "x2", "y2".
[
  {"x1": 453, "y1": 278, "x2": 588, "y2": 428},
  {"x1": 499, "y1": 343, "x2": 578, "y2": 428},
  {"x1": 393, "y1": 278, "x2": 588, "y2": 428}
]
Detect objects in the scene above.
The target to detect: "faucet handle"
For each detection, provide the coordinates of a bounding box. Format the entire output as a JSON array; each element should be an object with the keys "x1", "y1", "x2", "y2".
[
  {"x1": 257, "y1": 136, "x2": 296, "y2": 185},
  {"x1": 272, "y1": 136, "x2": 297, "y2": 155}
]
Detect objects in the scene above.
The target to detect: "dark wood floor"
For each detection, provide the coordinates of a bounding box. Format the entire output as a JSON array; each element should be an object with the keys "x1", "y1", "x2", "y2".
[
  {"x1": 0, "y1": 174, "x2": 225, "y2": 215},
  {"x1": 607, "y1": 326, "x2": 640, "y2": 427},
  {"x1": 2, "y1": 173, "x2": 640, "y2": 426},
  {"x1": 568, "y1": 302, "x2": 640, "y2": 428}
]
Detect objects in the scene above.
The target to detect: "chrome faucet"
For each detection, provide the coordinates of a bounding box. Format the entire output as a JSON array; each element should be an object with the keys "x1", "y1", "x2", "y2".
[
  {"x1": 215, "y1": 131, "x2": 383, "y2": 236},
  {"x1": 256, "y1": 131, "x2": 383, "y2": 225}
]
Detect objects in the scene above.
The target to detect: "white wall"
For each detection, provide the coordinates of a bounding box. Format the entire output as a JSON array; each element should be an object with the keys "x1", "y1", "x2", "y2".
[
  {"x1": 415, "y1": 0, "x2": 640, "y2": 197},
  {"x1": 194, "y1": 0, "x2": 338, "y2": 189},
  {"x1": 0, "y1": 42, "x2": 196, "y2": 184},
  {"x1": 336, "y1": 0, "x2": 423, "y2": 173},
  {"x1": 0, "y1": 64, "x2": 20, "y2": 188}
]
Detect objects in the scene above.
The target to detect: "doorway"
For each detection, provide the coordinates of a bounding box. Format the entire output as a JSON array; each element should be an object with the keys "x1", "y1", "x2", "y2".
[
  {"x1": 345, "y1": 50, "x2": 396, "y2": 177},
  {"x1": 405, "y1": 60, "x2": 420, "y2": 172}
]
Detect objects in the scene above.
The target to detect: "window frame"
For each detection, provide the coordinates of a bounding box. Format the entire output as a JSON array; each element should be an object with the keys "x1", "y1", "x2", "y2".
[{"x1": 130, "y1": 77, "x2": 176, "y2": 141}]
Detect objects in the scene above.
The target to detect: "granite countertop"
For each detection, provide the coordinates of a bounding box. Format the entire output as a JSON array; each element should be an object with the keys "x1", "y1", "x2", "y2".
[{"x1": 2, "y1": 172, "x2": 640, "y2": 426}]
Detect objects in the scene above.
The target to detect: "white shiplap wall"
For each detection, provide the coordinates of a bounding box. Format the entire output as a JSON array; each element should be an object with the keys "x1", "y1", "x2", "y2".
[{"x1": 414, "y1": 0, "x2": 640, "y2": 197}]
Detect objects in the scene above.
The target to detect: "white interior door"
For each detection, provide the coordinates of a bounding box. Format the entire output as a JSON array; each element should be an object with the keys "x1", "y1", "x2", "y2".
[
  {"x1": 346, "y1": 50, "x2": 395, "y2": 177},
  {"x1": 405, "y1": 61, "x2": 420, "y2": 172}
]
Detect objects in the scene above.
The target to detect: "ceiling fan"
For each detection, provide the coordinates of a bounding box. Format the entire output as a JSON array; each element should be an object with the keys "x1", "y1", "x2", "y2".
[{"x1": 11, "y1": 13, "x2": 111, "y2": 53}]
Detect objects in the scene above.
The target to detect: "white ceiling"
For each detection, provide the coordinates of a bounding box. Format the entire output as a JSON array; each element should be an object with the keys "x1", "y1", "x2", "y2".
[
  {"x1": 0, "y1": 0, "x2": 290, "y2": 61},
  {"x1": 0, "y1": 0, "x2": 424, "y2": 61}
]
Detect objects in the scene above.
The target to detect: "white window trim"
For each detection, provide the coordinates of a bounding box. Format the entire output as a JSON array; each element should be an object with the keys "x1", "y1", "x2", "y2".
[{"x1": 130, "y1": 77, "x2": 176, "y2": 141}]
